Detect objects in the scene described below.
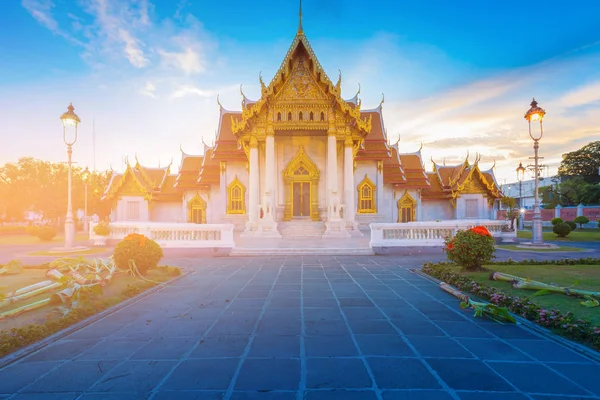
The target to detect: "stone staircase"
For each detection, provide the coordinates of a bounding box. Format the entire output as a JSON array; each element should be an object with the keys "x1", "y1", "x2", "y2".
[{"x1": 277, "y1": 220, "x2": 325, "y2": 238}]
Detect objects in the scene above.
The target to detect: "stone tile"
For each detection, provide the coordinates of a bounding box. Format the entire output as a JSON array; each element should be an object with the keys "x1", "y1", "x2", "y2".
[
  {"x1": 434, "y1": 320, "x2": 492, "y2": 338},
  {"x1": 303, "y1": 297, "x2": 338, "y2": 307},
  {"x1": 338, "y1": 298, "x2": 375, "y2": 307},
  {"x1": 65, "y1": 322, "x2": 125, "y2": 340},
  {"x1": 405, "y1": 336, "x2": 474, "y2": 358},
  {"x1": 305, "y1": 389, "x2": 378, "y2": 399},
  {"x1": 77, "y1": 338, "x2": 150, "y2": 360},
  {"x1": 347, "y1": 319, "x2": 398, "y2": 335},
  {"x1": 392, "y1": 320, "x2": 445, "y2": 336},
  {"x1": 0, "y1": 361, "x2": 61, "y2": 395},
  {"x1": 304, "y1": 308, "x2": 343, "y2": 321},
  {"x1": 304, "y1": 335, "x2": 358, "y2": 357},
  {"x1": 529, "y1": 396, "x2": 597, "y2": 400},
  {"x1": 238, "y1": 290, "x2": 270, "y2": 299},
  {"x1": 456, "y1": 338, "x2": 532, "y2": 361},
  {"x1": 78, "y1": 393, "x2": 148, "y2": 400},
  {"x1": 411, "y1": 307, "x2": 467, "y2": 322},
  {"x1": 506, "y1": 339, "x2": 594, "y2": 363},
  {"x1": 488, "y1": 362, "x2": 589, "y2": 395},
  {"x1": 484, "y1": 324, "x2": 542, "y2": 340},
  {"x1": 457, "y1": 393, "x2": 529, "y2": 400},
  {"x1": 230, "y1": 298, "x2": 268, "y2": 308},
  {"x1": 304, "y1": 320, "x2": 350, "y2": 336},
  {"x1": 382, "y1": 391, "x2": 454, "y2": 400},
  {"x1": 130, "y1": 337, "x2": 197, "y2": 360},
  {"x1": 189, "y1": 336, "x2": 249, "y2": 358},
  {"x1": 22, "y1": 360, "x2": 119, "y2": 393},
  {"x1": 11, "y1": 393, "x2": 80, "y2": 400},
  {"x1": 354, "y1": 334, "x2": 416, "y2": 357},
  {"x1": 549, "y1": 362, "x2": 600, "y2": 396},
  {"x1": 161, "y1": 359, "x2": 239, "y2": 390},
  {"x1": 90, "y1": 360, "x2": 176, "y2": 393},
  {"x1": 256, "y1": 317, "x2": 301, "y2": 335},
  {"x1": 268, "y1": 297, "x2": 301, "y2": 308},
  {"x1": 367, "y1": 358, "x2": 441, "y2": 389},
  {"x1": 209, "y1": 317, "x2": 257, "y2": 335},
  {"x1": 153, "y1": 392, "x2": 224, "y2": 400},
  {"x1": 230, "y1": 392, "x2": 297, "y2": 399},
  {"x1": 426, "y1": 359, "x2": 514, "y2": 391},
  {"x1": 306, "y1": 358, "x2": 372, "y2": 389},
  {"x1": 235, "y1": 358, "x2": 300, "y2": 391},
  {"x1": 249, "y1": 335, "x2": 300, "y2": 357},
  {"x1": 22, "y1": 339, "x2": 99, "y2": 362}
]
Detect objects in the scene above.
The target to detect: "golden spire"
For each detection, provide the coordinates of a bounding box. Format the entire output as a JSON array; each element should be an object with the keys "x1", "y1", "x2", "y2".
[{"x1": 298, "y1": 0, "x2": 303, "y2": 35}]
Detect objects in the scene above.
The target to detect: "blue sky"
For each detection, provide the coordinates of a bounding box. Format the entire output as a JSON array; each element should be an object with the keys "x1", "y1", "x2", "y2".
[{"x1": 1, "y1": 0, "x2": 599, "y2": 185}]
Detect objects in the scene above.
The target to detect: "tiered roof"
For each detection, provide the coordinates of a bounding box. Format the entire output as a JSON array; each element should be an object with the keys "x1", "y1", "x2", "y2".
[
  {"x1": 102, "y1": 159, "x2": 180, "y2": 201},
  {"x1": 422, "y1": 154, "x2": 502, "y2": 201}
]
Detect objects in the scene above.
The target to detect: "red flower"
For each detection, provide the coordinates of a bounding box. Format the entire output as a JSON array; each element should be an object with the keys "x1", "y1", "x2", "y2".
[{"x1": 470, "y1": 226, "x2": 491, "y2": 237}]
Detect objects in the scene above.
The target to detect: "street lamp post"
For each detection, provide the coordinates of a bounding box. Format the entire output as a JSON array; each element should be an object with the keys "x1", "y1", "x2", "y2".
[
  {"x1": 60, "y1": 103, "x2": 81, "y2": 250},
  {"x1": 82, "y1": 167, "x2": 90, "y2": 234},
  {"x1": 516, "y1": 162, "x2": 525, "y2": 229},
  {"x1": 524, "y1": 98, "x2": 546, "y2": 245}
]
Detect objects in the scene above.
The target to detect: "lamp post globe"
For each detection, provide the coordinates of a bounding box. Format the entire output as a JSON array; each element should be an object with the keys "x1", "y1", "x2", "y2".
[
  {"x1": 524, "y1": 98, "x2": 545, "y2": 245},
  {"x1": 60, "y1": 103, "x2": 81, "y2": 250}
]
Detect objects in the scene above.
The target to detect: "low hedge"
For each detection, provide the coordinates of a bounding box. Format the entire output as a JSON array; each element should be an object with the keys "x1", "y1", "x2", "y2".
[{"x1": 422, "y1": 262, "x2": 600, "y2": 351}]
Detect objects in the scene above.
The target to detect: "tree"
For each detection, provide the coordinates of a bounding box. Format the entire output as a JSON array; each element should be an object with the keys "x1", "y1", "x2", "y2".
[
  {"x1": 558, "y1": 141, "x2": 600, "y2": 184},
  {"x1": 0, "y1": 158, "x2": 110, "y2": 222}
]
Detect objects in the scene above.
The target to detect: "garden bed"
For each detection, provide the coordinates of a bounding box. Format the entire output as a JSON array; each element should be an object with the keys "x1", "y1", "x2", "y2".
[
  {"x1": 423, "y1": 259, "x2": 600, "y2": 351},
  {"x1": 0, "y1": 261, "x2": 181, "y2": 358},
  {"x1": 497, "y1": 245, "x2": 585, "y2": 252},
  {"x1": 517, "y1": 228, "x2": 600, "y2": 242}
]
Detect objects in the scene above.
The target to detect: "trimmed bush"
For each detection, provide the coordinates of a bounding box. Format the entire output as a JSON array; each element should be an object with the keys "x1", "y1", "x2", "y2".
[
  {"x1": 93, "y1": 221, "x2": 110, "y2": 236},
  {"x1": 565, "y1": 221, "x2": 576, "y2": 231},
  {"x1": 552, "y1": 222, "x2": 571, "y2": 238},
  {"x1": 444, "y1": 226, "x2": 496, "y2": 271},
  {"x1": 113, "y1": 234, "x2": 163, "y2": 274},
  {"x1": 598, "y1": 220, "x2": 600, "y2": 229},
  {"x1": 574, "y1": 216, "x2": 590, "y2": 229},
  {"x1": 551, "y1": 217, "x2": 563, "y2": 226},
  {"x1": 36, "y1": 226, "x2": 57, "y2": 241}
]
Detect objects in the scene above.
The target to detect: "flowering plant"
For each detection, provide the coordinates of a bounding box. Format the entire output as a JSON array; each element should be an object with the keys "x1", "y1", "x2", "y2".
[
  {"x1": 423, "y1": 262, "x2": 600, "y2": 350},
  {"x1": 444, "y1": 226, "x2": 495, "y2": 271},
  {"x1": 113, "y1": 234, "x2": 163, "y2": 273}
]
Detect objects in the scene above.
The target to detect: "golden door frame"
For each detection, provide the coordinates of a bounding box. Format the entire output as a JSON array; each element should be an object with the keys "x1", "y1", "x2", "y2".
[
  {"x1": 397, "y1": 190, "x2": 417, "y2": 223},
  {"x1": 283, "y1": 146, "x2": 320, "y2": 221}
]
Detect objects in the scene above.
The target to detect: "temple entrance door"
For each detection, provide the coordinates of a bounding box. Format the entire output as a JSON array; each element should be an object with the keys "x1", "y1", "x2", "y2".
[{"x1": 292, "y1": 182, "x2": 311, "y2": 217}]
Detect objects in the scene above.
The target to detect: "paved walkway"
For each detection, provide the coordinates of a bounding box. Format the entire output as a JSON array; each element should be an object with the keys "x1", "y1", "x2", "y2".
[{"x1": 1, "y1": 256, "x2": 600, "y2": 400}]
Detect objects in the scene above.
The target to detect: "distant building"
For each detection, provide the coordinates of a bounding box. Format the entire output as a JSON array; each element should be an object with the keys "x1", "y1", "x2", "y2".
[{"x1": 500, "y1": 176, "x2": 560, "y2": 209}]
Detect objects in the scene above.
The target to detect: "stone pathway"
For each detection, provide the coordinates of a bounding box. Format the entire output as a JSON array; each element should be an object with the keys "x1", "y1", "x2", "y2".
[{"x1": 1, "y1": 256, "x2": 599, "y2": 400}]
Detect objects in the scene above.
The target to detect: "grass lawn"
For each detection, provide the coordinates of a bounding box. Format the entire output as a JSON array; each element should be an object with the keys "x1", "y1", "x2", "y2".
[
  {"x1": 1, "y1": 264, "x2": 180, "y2": 336},
  {"x1": 462, "y1": 263, "x2": 600, "y2": 326},
  {"x1": 517, "y1": 228, "x2": 600, "y2": 242},
  {"x1": 0, "y1": 233, "x2": 89, "y2": 246},
  {"x1": 497, "y1": 244, "x2": 585, "y2": 252},
  {"x1": 27, "y1": 247, "x2": 109, "y2": 256}
]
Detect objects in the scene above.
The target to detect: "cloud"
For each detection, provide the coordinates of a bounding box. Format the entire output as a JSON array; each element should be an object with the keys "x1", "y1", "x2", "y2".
[
  {"x1": 118, "y1": 28, "x2": 149, "y2": 68},
  {"x1": 158, "y1": 47, "x2": 204, "y2": 74},
  {"x1": 139, "y1": 81, "x2": 158, "y2": 98},
  {"x1": 21, "y1": 0, "x2": 83, "y2": 45},
  {"x1": 169, "y1": 84, "x2": 238, "y2": 100},
  {"x1": 560, "y1": 80, "x2": 600, "y2": 107}
]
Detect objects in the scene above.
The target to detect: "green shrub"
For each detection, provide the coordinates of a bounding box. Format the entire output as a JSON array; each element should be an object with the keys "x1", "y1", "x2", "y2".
[
  {"x1": 26, "y1": 226, "x2": 40, "y2": 236},
  {"x1": 598, "y1": 220, "x2": 600, "y2": 229},
  {"x1": 552, "y1": 222, "x2": 571, "y2": 238},
  {"x1": 0, "y1": 226, "x2": 28, "y2": 235},
  {"x1": 36, "y1": 226, "x2": 57, "y2": 241},
  {"x1": 444, "y1": 226, "x2": 496, "y2": 271},
  {"x1": 93, "y1": 221, "x2": 110, "y2": 236},
  {"x1": 565, "y1": 220, "x2": 576, "y2": 231},
  {"x1": 113, "y1": 234, "x2": 163, "y2": 274},
  {"x1": 550, "y1": 217, "x2": 563, "y2": 226},
  {"x1": 573, "y1": 216, "x2": 590, "y2": 228}
]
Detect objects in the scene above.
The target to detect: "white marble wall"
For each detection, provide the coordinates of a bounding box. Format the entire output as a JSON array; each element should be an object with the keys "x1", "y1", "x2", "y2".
[
  {"x1": 455, "y1": 194, "x2": 491, "y2": 219},
  {"x1": 111, "y1": 196, "x2": 149, "y2": 222},
  {"x1": 421, "y1": 199, "x2": 454, "y2": 221},
  {"x1": 150, "y1": 202, "x2": 184, "y2": 222}
]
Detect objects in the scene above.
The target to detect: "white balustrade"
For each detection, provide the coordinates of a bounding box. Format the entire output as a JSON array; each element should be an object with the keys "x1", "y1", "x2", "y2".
[
  {"x1": 89, "y1": 222, "x2": 235, "y2": 248},
  {"x1": 370, "y1": 219, "x2": 515, "y2": 247}
]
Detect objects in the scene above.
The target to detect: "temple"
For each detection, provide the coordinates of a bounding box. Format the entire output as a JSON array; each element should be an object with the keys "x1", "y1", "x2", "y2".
[{"x1": 102, "y1": 10, "x2": 502, "y2": 238}]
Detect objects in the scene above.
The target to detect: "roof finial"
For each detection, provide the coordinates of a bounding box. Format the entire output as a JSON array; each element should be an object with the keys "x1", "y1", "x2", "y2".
[
  {"x1": 217, "y1": 94, "x2": 222, "y2": 109},
  {"x1": 395, "y1": 134, "x2": 401, "y2": 147},
  {"x1": 379, "y1": 93, "x2": 385, "y2": 108},
  {"x1": 492, "y1": 159, "x2": 496, "y2": 170},
  {"x1": 298, "y1": 0, "x2": 303, "y2": 35},
  {"x1": 418, "y1": 142, "x2": 423, "y2": 152}
]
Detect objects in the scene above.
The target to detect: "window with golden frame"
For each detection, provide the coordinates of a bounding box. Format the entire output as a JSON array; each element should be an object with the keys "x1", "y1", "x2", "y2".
[
  {"x1": 188, "y1": 194, "x2": 207, "y2": 224},
  {"x1": 397, "y1": 191, "x2": 416, "y2": 223},
  {"x1": 227, "y1": 177, "x2": 246, "y2": 214},
  {"x1": 357, "y1": 175, "x2": 376, "y2": 214}
]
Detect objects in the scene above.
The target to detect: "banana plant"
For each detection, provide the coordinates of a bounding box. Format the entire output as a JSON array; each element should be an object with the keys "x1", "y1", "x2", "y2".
[{"x1": 440, "y1": 282, "x2": 516, "y2": 324}]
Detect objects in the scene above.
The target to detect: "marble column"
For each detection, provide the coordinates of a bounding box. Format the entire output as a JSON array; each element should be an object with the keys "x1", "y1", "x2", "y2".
[
  {"x1": 324, "y1": 127, "x2": 349, "y2": 237},
  {"x1": 344, "y1": 136, "x2": 358, "y2": 232},
  {"x1": 246, "y1": 136, "x2": 259, "y2": 231},
  {"x1": 327, "y1": 132, "x2": 338, "y2": 213},
  {"x1": 265, "y1": 132, "x2": 275, "y2": 216}
]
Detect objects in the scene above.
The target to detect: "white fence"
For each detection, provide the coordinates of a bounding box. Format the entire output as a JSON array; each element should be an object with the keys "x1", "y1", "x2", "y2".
[
  {"x1": 89, "y1": 222, "x2": 235, "y2": 248},
  {"x1": 370, "y1": 219, "x2": 515, "y2": 247}
]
